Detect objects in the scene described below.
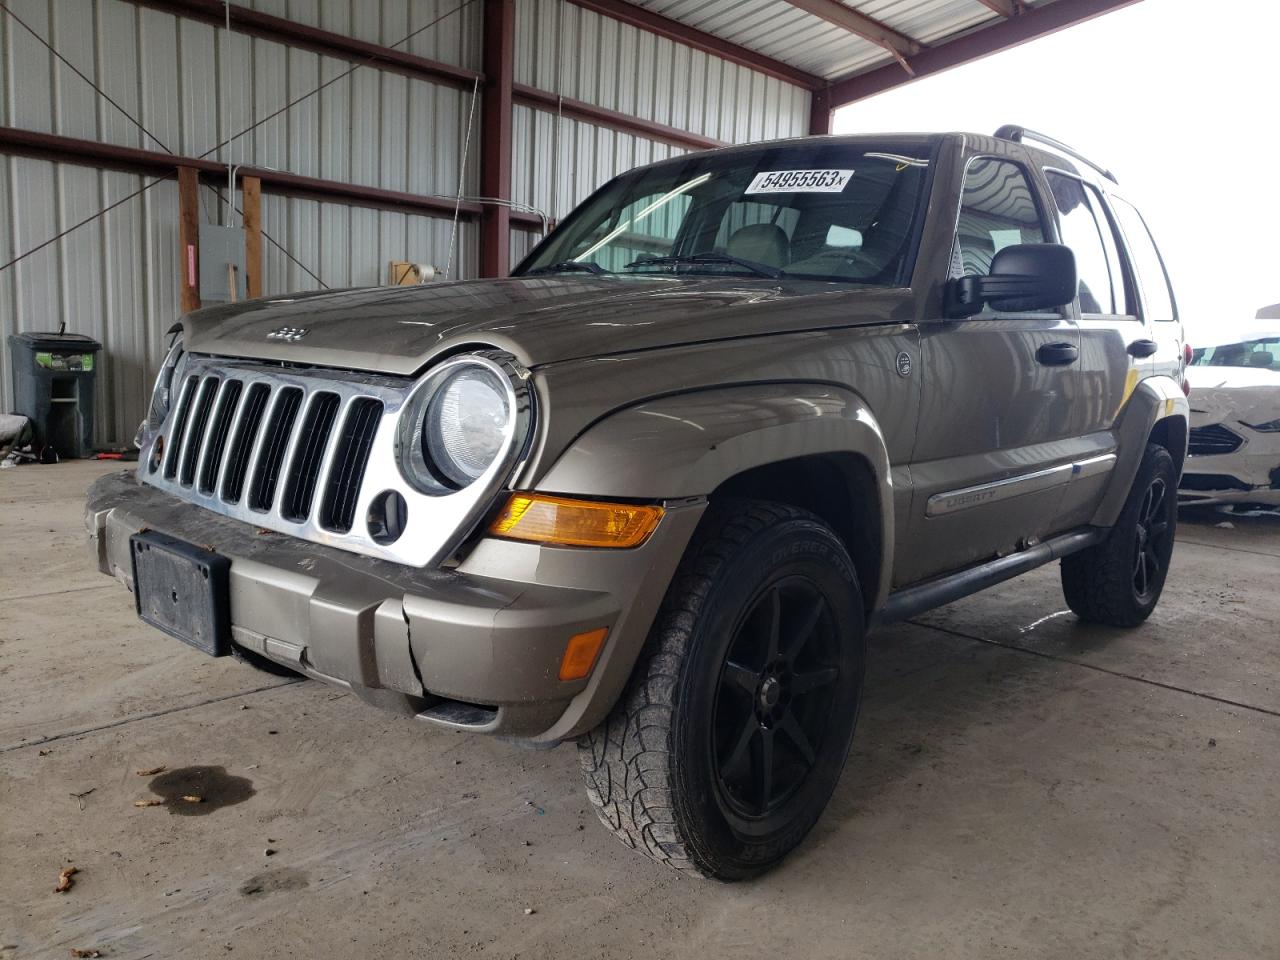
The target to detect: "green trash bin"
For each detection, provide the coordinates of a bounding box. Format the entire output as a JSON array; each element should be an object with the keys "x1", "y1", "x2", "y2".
[{"x1": 7, "y1": 331, "x2": 102, "y2": 459}]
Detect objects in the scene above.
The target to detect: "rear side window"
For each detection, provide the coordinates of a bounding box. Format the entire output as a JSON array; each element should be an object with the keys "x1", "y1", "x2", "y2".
[
  {"x1": 1110, "y1": 197, "x2": 1177, "y2": 322},
  {"x1": 1045, "y1": 171, "x2": 1131, "y2": 316},
  {"x1": 952, "y1": 158, "x2": 1045, "y2": 279}
]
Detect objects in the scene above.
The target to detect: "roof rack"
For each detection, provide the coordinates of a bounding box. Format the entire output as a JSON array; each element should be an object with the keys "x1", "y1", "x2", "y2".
[{"x1": 994, "y1": 124, "x2": 1118, "y2": 184}]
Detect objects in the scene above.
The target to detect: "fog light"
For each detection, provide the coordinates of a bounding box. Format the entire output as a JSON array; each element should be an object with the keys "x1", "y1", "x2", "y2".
[
  {"x1": 488, "y1": 494, "x2": 663, "y2": 548},
  {"x1": 559, "y1": 627, "x2": 608, "y2": 681},
  {"x1": 367, "y1": 490, "x2": 408, "y2": 544}
]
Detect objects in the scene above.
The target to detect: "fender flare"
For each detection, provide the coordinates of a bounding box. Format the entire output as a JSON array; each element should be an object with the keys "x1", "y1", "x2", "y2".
[
  {"x1": 1091, "y1": 374, "x2": 1190, "y2": 527},
  {"x1": 535, "y1": 382, "x2": 896, "y2": 611}
]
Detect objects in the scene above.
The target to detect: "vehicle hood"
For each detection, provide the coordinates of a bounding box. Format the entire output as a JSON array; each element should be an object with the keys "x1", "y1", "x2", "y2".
[
  {"x1": 181, "y1": 275, "x2": 913, "y2": 376},
  {"x1": 1186, "y1": 365, "x2": 1280, "y2": 427}
]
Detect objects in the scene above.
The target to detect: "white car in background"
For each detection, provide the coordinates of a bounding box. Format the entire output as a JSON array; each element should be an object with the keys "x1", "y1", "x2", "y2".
[{"x1": 1181, "y1": 328, "x2": 1280, "y2": 508}]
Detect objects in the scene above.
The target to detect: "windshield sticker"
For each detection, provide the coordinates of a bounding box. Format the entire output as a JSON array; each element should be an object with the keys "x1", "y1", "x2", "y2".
[{"x1": 745, "y1": 169, "x2": 854, "y2": 194}]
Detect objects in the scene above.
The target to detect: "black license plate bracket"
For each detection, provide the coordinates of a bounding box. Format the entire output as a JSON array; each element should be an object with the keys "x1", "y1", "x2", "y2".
[{"x1": 130, "y1": 530, "x2": 231, "y2": 657}]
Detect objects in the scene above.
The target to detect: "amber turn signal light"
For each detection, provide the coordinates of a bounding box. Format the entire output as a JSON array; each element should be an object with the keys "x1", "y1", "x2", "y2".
[
  {"x1": 488, "y1": 494, "x2": 664, "y2": 548},
  {"x1": 559, "y1": 627, "x2": 608, "y2": 682}
]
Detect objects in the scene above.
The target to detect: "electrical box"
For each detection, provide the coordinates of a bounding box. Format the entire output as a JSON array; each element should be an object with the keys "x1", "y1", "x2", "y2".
[{"x1": 200, "y1": 224, "x2": 248, "y2": 303}]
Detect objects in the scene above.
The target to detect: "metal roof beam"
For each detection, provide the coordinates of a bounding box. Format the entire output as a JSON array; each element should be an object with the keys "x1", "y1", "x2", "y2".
[
  {"x1": 131, "y1": 0, "x2": 481, "y2": 89},
  {"x1": 825, "y1": 0, "x2": 1141, "y2": 108},
  {"x1": 564, "y1": 0, "x2": 823, "y2": 89},
  {"x1": 974, "y1": 0, "x2": 1027, "y2": 17},
  {"x1": 512, "y1": 85, "x2": 724, "y2": 151},
  {"x1": 781, "y1": 0, "x2": 921, "y2": 65},
  {"x1": 0, "y1": 125, "x2": 549, "y2": 227}
]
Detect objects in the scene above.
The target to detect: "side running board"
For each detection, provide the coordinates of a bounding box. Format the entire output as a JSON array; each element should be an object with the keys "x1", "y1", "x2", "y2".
[{"x1": 875, "y1": 527, "x2": 1105, "y2": 626}]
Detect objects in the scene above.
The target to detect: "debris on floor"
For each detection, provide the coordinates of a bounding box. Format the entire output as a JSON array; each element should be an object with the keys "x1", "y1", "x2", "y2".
[
  {"x1": 54, "y1": 866, "x2": 78, "y2": 894},
  {"x1": 69, "y1": 788, "x2": 95, "y2": 811},
  {"x1": 136, "y1": 765, "x2": 166, "y2": 776}
]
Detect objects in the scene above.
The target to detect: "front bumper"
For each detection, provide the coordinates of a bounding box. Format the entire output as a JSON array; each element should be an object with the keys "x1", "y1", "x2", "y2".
[
  {"x1": 86, "y1": 471, "x2": 703, "y2": 741},
  {"x1": 1179, "y1": 439, "x2": 1280, "y2": 507}
]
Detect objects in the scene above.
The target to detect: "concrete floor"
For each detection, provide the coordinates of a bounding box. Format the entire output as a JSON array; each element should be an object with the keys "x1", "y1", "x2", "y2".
[{"x1": 2, "y1": 461, "x2": 1278, "y2": 959}]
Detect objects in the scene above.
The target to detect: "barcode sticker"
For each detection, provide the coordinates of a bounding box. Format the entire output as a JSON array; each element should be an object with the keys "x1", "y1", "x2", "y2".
[{"x1": 745, "y1": 169, "x2": 854, "y2": 194}]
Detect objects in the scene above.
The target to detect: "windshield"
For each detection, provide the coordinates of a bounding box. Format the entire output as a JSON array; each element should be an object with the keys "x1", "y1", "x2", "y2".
[
  {"x1": 516, "y1": 141, "x2": 935, "y2": 285},
  {"x1": 1192, "y1": 336, "x2": 1280, "y2": 369}
]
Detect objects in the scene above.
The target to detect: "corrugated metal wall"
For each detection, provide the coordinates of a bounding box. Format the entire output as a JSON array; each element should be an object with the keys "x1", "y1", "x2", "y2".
[
  {"x1": 1, "y1": 0, "x2": 809, "y2": 445},
  {"x1": 508, "y1": 0, "x2": 810, "y2": 266}
]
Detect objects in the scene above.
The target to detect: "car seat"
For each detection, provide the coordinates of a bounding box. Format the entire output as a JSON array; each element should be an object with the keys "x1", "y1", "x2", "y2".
[{"x1": 727, "y1": 223, "x2": 790, "y2": 269}]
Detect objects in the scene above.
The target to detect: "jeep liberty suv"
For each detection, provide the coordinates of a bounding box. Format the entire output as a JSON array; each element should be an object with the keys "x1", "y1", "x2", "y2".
[{"x1": 86, "y1": 127, "x2": 1189, "y2": 880}]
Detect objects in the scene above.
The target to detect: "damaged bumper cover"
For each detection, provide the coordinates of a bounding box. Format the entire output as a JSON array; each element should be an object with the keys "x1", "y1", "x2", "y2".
[
  {"x1": 1179, "y1": 441, "x2": 1280, "y2": 507},
  {"x1": 85, "y1": 471, "x2": 702, "y2": 742}
]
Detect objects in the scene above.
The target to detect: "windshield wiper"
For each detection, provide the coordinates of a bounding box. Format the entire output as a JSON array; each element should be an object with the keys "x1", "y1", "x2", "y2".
[
  {"x1": 525, "y1": 260, "x2": 607, "y2": 276},
  {"x1": 624, "y1": 253, "x2": 782, "y2": 279}
]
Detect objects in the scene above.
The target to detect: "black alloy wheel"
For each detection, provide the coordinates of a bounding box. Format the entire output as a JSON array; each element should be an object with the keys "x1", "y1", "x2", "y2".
[
  {"x1": 712, "y1": 577, "x2": 841, "y2": 822},
  {"x1": 1132, "y1": 476, "x2": 1172, "y2": 600},
  {"x1": 579, "y1": 500, "x2": 866, "y2": 880},
  {"x1": 1061, "y1": 442, "x2": 1179, "y2": 627}
]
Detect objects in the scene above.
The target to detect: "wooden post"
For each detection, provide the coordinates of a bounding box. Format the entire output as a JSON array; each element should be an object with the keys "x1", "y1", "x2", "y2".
[
  {"x1": 242, "y1": 175, "x2": 263, "y2": 299},
  {"x1": 177, "y1": 166, "x2": 201, "y2": 312}
]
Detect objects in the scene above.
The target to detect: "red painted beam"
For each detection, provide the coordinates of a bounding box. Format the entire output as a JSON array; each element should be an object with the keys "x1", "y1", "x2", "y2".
[
  {"x1": 0, "y1": 126, "x2": 555, "y2": 227},
  {"x1": 782, "y1": 0, "x2": 919, "y2": 59},
  {"x1": 826, "y1": 0, "x2": 1141, "y2": 108},
  {"x1": 131, "y1": 0, "x2": 481, "y2": 89},
  {"x1": 808, "y1": 87, "x2": 833, "y2": 136},
  {"x1": 974, "y1": 0, "x2": 1026, "y2": 17},
  {"x1": 512, "y1": 85, "x2": 723, "y2": 152},
  {"x1": 478, "y1": 0, "x2": 515, "y2": 278},
  {"x1": 564, "y1": 0, "x2": 821, "y2": 90}
]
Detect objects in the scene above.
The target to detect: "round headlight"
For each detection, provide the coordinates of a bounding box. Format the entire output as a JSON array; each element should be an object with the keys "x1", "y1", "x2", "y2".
[
  {"x1": 424, "y1": 366, "x2": 511, "y2": 487},
  {"x1": 148, "y1": 337, "x2": 185, "y2": 430},
  {"x1": 398, "y1": 355, "x2": 529, "y2": 496}
]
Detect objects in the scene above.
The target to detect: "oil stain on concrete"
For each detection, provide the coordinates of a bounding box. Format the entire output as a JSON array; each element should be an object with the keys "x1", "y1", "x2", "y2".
[
  {"x1": 147, "y1": 765, "x2": 255, "y2": 815},
  {"x1": 238, "y1": 868, "x2": 309, "y2": 897}
]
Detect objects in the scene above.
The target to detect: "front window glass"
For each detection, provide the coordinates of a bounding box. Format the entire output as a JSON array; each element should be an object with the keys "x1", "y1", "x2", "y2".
[
  {"x1": 517, "y1": 142, "x2": 934, "y2": 285},
  {"x1": 951, "y1": 158, "x2": 1045, "y2": 280},
  {"x1": 1191, "y1": 337, "x2": 1280, "y2": 367}
]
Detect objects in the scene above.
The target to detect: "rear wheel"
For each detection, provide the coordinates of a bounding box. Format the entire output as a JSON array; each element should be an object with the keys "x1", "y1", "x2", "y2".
[
  {"x1": 578, "y1": 500, "x2": 865, "y2": 880},
  {"x1": 1061, "y1": 442, "x2": 1178, "y2": 626}
]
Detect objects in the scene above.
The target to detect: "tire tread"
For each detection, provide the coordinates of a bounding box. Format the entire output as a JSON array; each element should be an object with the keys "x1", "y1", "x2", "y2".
[
  {"x1": 1061, "y1": 442, "x2": 1176, "y2": 627},
  {"x1": 577, "y1": 500, "x2": 811, "y2": 879}
]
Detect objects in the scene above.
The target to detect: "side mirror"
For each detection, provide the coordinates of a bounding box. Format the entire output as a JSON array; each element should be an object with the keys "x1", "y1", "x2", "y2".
[{"x1": 946, "y1": 243, "x2": 1076, "y2": 318}]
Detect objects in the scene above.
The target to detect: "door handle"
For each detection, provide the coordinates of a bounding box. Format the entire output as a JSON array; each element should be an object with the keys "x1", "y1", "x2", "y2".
[
  {"x1": 1127, "y1": 338, "x2": 1159, "y2": 358},
  {"x1": 1036, "y1": 342, "x2": 1079, "y2": 366}
]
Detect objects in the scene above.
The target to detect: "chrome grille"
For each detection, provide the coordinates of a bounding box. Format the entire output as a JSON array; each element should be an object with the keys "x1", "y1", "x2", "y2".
[
  {"x1": 198, "y1": 379, "x2": 242, "y2": 494},
  {"x1": 161, "y1": 376, "x2": 198, "y2": 480},
  {"x1": 281, "y1": 392, "x2": 341, "y2": 522},
  {"x1": 139, "y1": 353, "x2": 533, "y2": 569},
  {"x1": 221, "y1": 382, "x2": 270, "y2": 504},
  {"x1": 146, "y1": 360, "x2": 396, "y2": 535},
  {"x1": 248, "y1": 387, "x2": 304, "y2": 511},
  {"x1": 179, "y1": 376, "x2": 220, "y2": 487},
  {"x1": 320, "y1": 397, "x2": 383, "y2": 533},
  {"x1": 1188, "y1": 423, "x2": 1244, "y2": 456}
]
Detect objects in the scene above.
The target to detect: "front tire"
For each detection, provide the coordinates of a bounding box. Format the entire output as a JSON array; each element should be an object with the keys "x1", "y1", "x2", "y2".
[
  {"x1": 578, "y1": 500, "x2": 865, "y2": 880},
  {"x1": 1061, "y1": 442, "x2": 1178, "y2": 626}
]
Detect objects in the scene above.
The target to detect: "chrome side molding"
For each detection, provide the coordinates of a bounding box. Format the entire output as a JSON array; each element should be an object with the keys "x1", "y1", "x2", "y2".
[{"x1": 927, "y1": 453, "x2": 1117, "y2": 517}]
